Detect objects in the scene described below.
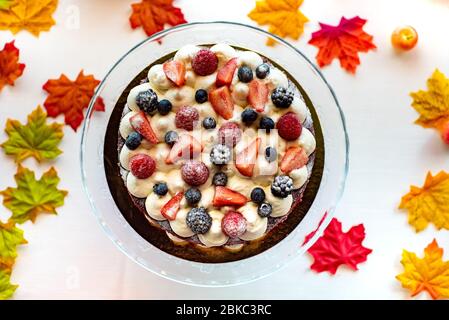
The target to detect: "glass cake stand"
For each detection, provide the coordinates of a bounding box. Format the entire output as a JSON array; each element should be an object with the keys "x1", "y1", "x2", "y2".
[{"x1": 80, "y1": 22, "x2": 349, "y2": 287}]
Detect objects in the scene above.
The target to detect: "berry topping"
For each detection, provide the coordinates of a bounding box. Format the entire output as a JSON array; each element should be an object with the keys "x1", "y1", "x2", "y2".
[
  {"x1": 222, "y1": 211, "x2": 247, "y2": 238},
  {"x1": 259, "y1": 116, "x2": 275, "y2": 132},
  {"x1": 237, "y1": 66, "x2": 254, "y2": 83},
  {"x1": 165, "y1": 134, "x2": 203, "y2": 164},
  {"x1": 271, "y1": 87, "x2": 294, "y2": 108},
  {"x1": 265, "y1": 146, "x2": 277, "y2": 162},
  {"x1": 258, "y1": 202, "x2": 272, "y2": 217},
  {"x1": 216, "y1": 57, "x2": 238, "y2": 87},
  {"x1": 129, "y1": 154, "x2": 156, "y2": 179},
  {"x1": 250, "y1": 187, "x2": 266, "y2": 204},
  {"x1": 241, "y1": 108, "x2": 258, "y2": 125},
  {"x1": 236, "y1": 137, "x2": 261, "y2": 177},
  {"x1": 218, "y1": 122, "x2": 242, "y2": 147},
  {"x1": 256, "y1": 63, "x2": 270, "y2": 79},
  {"x1": 186, "y1": 207, "x2": 212, "y2": 234},
  {"x1": 136, "y1": 89, "x2": 158, "y2": 115},
  {"x1": 213, "y1": 186, "x2": 248, "y2": 207},
  {"x1": 277, "y1": 112, "x2": 302, "y2": 141},
  {"x1": 209, "y1": 86, "x2": 234, "y2": 120},
  {"x1": 129, "y1": 111, "x2": 159, "y2": 144},
  {"x1": 181, "y1": 160, "x2": 209, "y2": 186},
  {"x1": 192, "y1": 49, "x2": 218, "y2": 76},
  {"x1": 185, "y1": 187, "x2": 202, "y2": 206},
  {"x1": 210, "y1": 144, "x2": 232, "y2": 165},
  {"x1": 271, "y1": 175, "x2": 294, "y2": 198},
  {"x1": 195, "y1": 89, "x2": 208, "y2": 103},
  {"x1": 212, "y1": 172, "x2": 228, "y2": 186},
  {"x1": 164, "y1": 130, "x2": 179, "y2": 146},
  {"x1": 161, "y1": 191, "x2": 184, "y2": 221},
  {"x1": 157, "y1": 99, "x2": 172, "y2": 115},
  {"x1": 175, "y1": 106, "x2": 200, "y2": 131},
  {"x1": 125, "y1": 132, "x2": 142, "y2": 150},
  {"x1": 163, "y1": 60, "x2": 186, "y2": 87},
  {"x1": 202, "y1": 117, "x2": 217, "y2": 130},
  {"x1": 280, "y1": 146, "x2": 309, "y2": 174},
  {"x1": 248, "y1": 79, "x2": 269, "y2": 112},
  {"x1": 153, "y1": 182, "x2": 168, "y2": 196}
]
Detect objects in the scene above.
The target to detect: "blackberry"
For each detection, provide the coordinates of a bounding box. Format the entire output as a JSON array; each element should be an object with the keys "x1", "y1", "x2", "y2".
[
  {"x1": 271, "y1": 87, "x2": 294, "y2": 109},
  {"x1": 202, "y1": 117, "x2": 217, "y2": 130},
  {"x1": 259, "y1": 116, "x2": 275, "y2": 132},
  {"x1": 251, "y1": 187, "x2": 266, "y2": 204},
  {"x1": 164, "y1": 131, "x2": 178, "y2": 146},
  {"x1": 153, "y1": 182, "x2": 168, "y2": 196},
  {"x1": 136, "y1": 89, "x2": 158, "y2": 114},
  {"x1": 258, "y1": 202, "x2": 272, "y2": 217},
  {"x1": 186, "y1": 207, "x2": 212, "y2": 234},
  {"x1": 195, "y1": 89, "x2": 208, "y2": 103},
  {"x1": 237, "y1": 66, "x2": 253, "y2": 83},
  {"x1": 210, "y1": 144, "x2": 231, "y2": 165},
  {"x1": 256, "y1": 63, "x2": 270, "y2": 79},
  {"x1": 265, "y1": 146, "x2": 277, "y2": 162},
  {"x1": 125, "y1": 132, "x2": 142, "y2": 150},
  {"x1": 212, "y1": 172, "x2": 228, "y2": 186},
  {"x1": 185, "y1": 188, "x2": 202, "y2": 206},
  {"x1": 157, "y1": 99, "x2": 172, "y2": 115},
  {"x1": 241, "y1": 108, "x2": 258, "y2": 125},
  {"x1": 271, "y1": 175, "x2": 294, "y2": 198}
]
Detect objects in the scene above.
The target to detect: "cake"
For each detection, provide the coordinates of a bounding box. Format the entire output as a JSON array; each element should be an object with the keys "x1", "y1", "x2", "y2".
[{"x1": 104, "y1": 43, "x2": 324, "y2": 263}]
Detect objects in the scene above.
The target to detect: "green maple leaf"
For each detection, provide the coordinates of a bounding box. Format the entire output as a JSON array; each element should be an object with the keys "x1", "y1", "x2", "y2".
[
  {"x1": 0, "y1": 221, "x2": 27, "y2": 271},
  {"x1": 1, "y1": 106, "x2": 63, "y2": 163},
  {"x1": 0, "y1": 269, "x2": 17, "y2": 300},
  {"x1": 0, "y1": 0, "x2": 12, "y2": 10},
  {"x1": 0, "y1": 165, "x2": 68, "y2": 224}
]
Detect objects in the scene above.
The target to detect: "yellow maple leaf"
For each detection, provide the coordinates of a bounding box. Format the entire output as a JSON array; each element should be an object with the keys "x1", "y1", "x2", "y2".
[
  {"x1": 0, "y1": 0, "x2": 58, "y2": 36},
  {"x1": 248, "y1": 0, "x2": 309, "y2": 46},
  {"x1": 396, "y1": 239, "x2": 449, "y2": 300},
  {"x1": 399, "y1": 171, "x2": 449, "y2": 232}
]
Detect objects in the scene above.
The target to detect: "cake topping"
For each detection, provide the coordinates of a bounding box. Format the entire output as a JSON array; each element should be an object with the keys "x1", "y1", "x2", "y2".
[
  {"x1": 157, "y1": 99, "x2": 172, "y2": 115},
  {"x1": 136, "y1": 89, "x2": 158, "y2": 115},
  {"x1": 264, "y1": 146, "x2": 277, "y2": 162},
  {"x1": 161, "y1": 191, "x2": 184, "y2": 221},
  {"x1": 241, "y1": 108, "x2": 258, "y2": 126},
  {"x1": 213, "y1": 186, "x2": 248, "y2": 207},
  {"x1": 216, "y1": 57, "x2": 238, "y2": 87},
  {"x1": 195, "y1": 89, "x2": 208, "y2": 103},
  {"x1": 153, "y1": 182, "x2": 169, "y2": 196},
  {"x1": 186, "y1": 207, "x2": 212, "y2": 234},
  {"x1": 165, "y1": 133, "x2": 202, "y2": 164},
  {"x1": 259, "y1": 116, "x2": 275, "y2": 132},
  {"x1": 235, "y1": 137, "x2": 261, "y2": 177},
  {"x1": 218, "y1": 122, "x2": 242, "y2": 147},
  {"x1": 192, "y1": 49, "x2": 218, "y2": 76},
  {"x1": 256, "y1": 63, "x2": 270, "y2": 79},
  {"x1": 212, "y1": 172, "x2": 228, "y2": 186},
  {"x1": 209, "y1": 86, "x2": 234, "y2": 120},
  {"x1": 163, "y1": 60, "x2": 186, "y2": 87},
  {"x1": 202, "y1": 117, "x2": 217, "y2": 130},
  {"x1": 257, "y1": 202, "x2": 272, "y2": 217},
  {"x1": 237, "y1": 66, "x2": 254, "y2": 83},
  {"x1": 185, "y1": 187, "x2": 202, "y2": 206},
  {"x1": 125, "y1": 132, "x2": 142, "y2": 150},
  {"x1": 280, "y1": 146, "x2": 308, "y2": 174},
  {"x1": 129, "y1": 111, "x2": 159, "y2": 144},
  {"x1": 175, "y1": 105, "x2": 199, "y2": 131},
  {"x1": 271, "y1": 87, "x2": 294, "y2": 109},
  {"x1": 210, "y1": 144, "x2": 231, "y2": 165},
  {"x1": 164, "y1": 130, "x2": 178, "y2": 146},
  {"x1": 248, "y1": 79, "x2": 269, "y2": 112},
  {"x1": 129, "y1": 154, "x2": 156, "y2": 179},
  {"x1": 271, "y1": 175, "x2": 294, "y2": 198},
  {"x1": 277, "y1": 112, "x2": 302, "y2": 141},
  {"x1": 222, "y1": 211, "x2": 247, "y2": 238},
  {"x1": 181, "y1": 160, "x2": 209, "y2": 186},
  {"x1": 250, "y1": 187, "x2": 266, "y2": 204}
]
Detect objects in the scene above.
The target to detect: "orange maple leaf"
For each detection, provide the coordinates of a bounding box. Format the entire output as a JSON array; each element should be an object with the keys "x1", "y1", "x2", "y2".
[
  {"x1": 129, "y1": 0, "x2": 187, "y2": 37},
  {"x1": 42, "y1": 71, "x2": 104, "y2": 131},
  {"x1": 308, "y1": 16, "x2": 376, "y2": 73},
  {"x1": 0, "y1": 41, "x2": 25, "y2": 92}
]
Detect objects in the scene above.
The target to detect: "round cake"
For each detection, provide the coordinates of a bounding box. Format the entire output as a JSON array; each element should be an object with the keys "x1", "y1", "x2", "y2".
[{"x1": 104, "y1": 43, "x2": 324, "y2": 263}]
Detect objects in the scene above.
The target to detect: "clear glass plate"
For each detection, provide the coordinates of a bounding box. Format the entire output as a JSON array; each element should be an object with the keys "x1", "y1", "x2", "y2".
[{"x1": 80, "y1": 22, "x2": 349, "y2": 287}]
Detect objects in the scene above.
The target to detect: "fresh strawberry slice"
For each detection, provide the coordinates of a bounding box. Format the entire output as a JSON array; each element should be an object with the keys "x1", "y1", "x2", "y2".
[
  {"x1": 213, "y1": 186, "x2": 248, "y2": 207},
  {"x1": 280, "y1": 146, "x2": 309, "y2": 174},
  {"x1": 216, "y1": 58, "x2": 238, "y2": 87},
  {"x1": 163, "y1": 60, "x2": 186, "y2": 87},
  {"x1": 235, "y1": 137, "x2": 261, "y2": 177},
  {"x1": 129, "y1": 111, "x2": 159, "y2": 144},
  {"x1": 165, "y1": 134, "x2": 203, "y2": 164},
  {"x1": 248, "y1": 80, "x2": 268, "y2": 112},
  {"x1": 160, "y1": 191, "x2": 184, "y2": 221},
  {"x1": 209, "y1": 86, "x2": 234, "y2": 120}
]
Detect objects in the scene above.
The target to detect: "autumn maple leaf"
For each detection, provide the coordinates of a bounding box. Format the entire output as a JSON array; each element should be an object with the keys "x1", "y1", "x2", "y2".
[
  {"x1": 308, "y1": 16, "x2": 376, "y2": 73},
  {"x1": 0, "y1": 269, "x2": 17, "y2": 300},
  {"x1": 0, "y1": 220, "x2": 27, "y2": 272},
  {"x1": 306, "y1": 218, "x2": 372, "y2": 274},
  {"x1": 42, "y1": 71, "x2": 104, "y2": 131},
  {"x1": 0, "y1": 41, "x2": 25, "y2": 93},
  {"x1": 129, "y1": 0, "x2": 187, "y2": 37}
]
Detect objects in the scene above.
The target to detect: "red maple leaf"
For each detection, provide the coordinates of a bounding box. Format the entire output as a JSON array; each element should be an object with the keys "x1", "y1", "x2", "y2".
[
  {"x1": 42, "y1": 71, "x2": 104, "y2": 131},
  {"x1": 0, "y1": 41, "x2": 25, "y2": 92},
  {"x1": 129, "y1": 0, "x2": 187, "y2": 37},
  {"x1": 306, "y1": 218, "x2": 372, "y2": 274},
  {"x1": 308, "y1": 16, "x2": 376, "y2": 73}
]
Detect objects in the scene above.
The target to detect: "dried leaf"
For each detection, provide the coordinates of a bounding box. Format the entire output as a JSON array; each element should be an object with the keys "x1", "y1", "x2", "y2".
[
  {"x1": 397, "y1": 239, "x2": 449, "y2": 299},
  {"x1": 0, "y1": 41, "x2": 25, "y2": 93},
  {"x1": 0, "y1": 220, "x2": 26, "y2": 271},
  {"x1": 0, "y1": 268, "x2": 17, "y2": 300}
]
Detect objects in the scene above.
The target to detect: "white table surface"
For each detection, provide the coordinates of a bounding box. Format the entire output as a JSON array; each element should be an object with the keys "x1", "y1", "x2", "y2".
[{"x1": 1, "y1": 0, "x2": 449, "y2": 300}]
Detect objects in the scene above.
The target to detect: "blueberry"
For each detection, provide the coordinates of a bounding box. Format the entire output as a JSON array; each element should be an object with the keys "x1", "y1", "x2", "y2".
[
  {"x1": 251, "y1": 187, "x2": 266, "y2": 204},
  {"x1": 237, "y1": 66, "x2": 253, "y2": 83},
  {"x1": 186, "y1": 207, "x2": 212, "y2": 234},
  {"x1": 153, "y1": 183, "x2": 168, "y2": 196},
  {"x1": 125, "y1": 132, "x2": 142, "y2": 150},
  {"x1": 157, "y1": 99, "x2": 172, "y2": 115},
  {"x1": 258, "y1": 202, "x2": 272, "y2": 217},
  {"x1": 265, "y1": 147, "x2": 277, "y2": 162},
  {"x1": 241, "y1": 108, "x2": 258, "y2": 125},
  {"x1": 195, "y1": 89, "x2": 208, "y2": 103},
  {"x1": 136, "y1": 89, "x2": 158, "y2": 115},
  {"x1": 256, "y1": 63, "x2": 270, "y2": 79},
  {"x1": 259, "y1": 116, "x2": 275, "y2": 132},
  {"x1": 164, "y1": 131, "x2": 178, "y2": 146},
  {"x1": 185, "y1": 188, "x2": 202, "y2": 206},
  {"x1": 212, "y1": 172, "x2": 228, "y2": 186},
  {"x1": 202, "y1": 117, "x2": 217, "y2": 130}
]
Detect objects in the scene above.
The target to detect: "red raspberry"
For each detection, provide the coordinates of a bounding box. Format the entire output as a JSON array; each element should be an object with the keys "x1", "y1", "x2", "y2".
[
  {"x1": 192, "y1": 49, "x2": 218, "y2": 76},
  {"x1": 276, "y1": 112, "x2": 302, "y2": 141},
  {"x1": 221, "y1": 211, "x2": 247, "y2": 238},
  {"x1": 129, "y1": 154, "x2": 156, "y2": 179},
  {"x1": 175, "y1": 106, "x2": 199, "y2": 131},
  {"x1": 218, "y1": 122, "x2": 242, "y2": 147},
  {"x1": 181, "y1": 160, "x2": 209, "y2": 186}
]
